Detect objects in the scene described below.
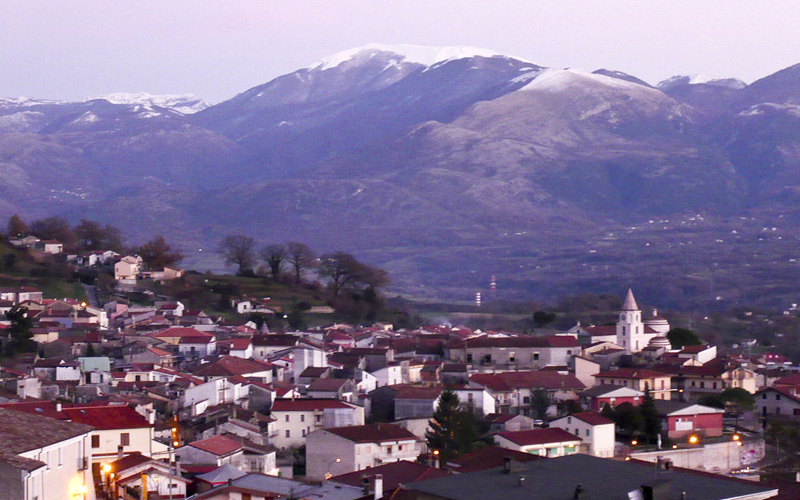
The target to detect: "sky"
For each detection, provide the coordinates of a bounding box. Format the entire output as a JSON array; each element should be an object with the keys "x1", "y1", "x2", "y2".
[{"x1": 2, "y1": 1, "x2": 800, "y2": 104}]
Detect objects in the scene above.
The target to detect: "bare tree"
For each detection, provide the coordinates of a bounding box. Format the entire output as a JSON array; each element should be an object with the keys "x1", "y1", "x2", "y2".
[
  {"x1": 260, "y1": 243, "x2": 286, "y2": 281},
  {"x1": 319, "y1": 251, "x2": 388, "y2": 298},
  {"x1": 286, "y1": 241, "x2": 315, "y2": 284},
  {"x1": 218, "y1": 234, "x2": 257, "y2": 276},
  {"x1": 137, "y1": 235, "x2": 184, "y2": 270}
]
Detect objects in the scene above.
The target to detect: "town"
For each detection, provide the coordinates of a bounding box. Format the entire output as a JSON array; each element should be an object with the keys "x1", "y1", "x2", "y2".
[{"x1": 0, "y1": 221, "x2": 797, "y2": 500}]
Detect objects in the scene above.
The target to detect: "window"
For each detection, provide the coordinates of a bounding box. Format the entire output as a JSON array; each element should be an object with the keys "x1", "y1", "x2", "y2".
[
  {"x1": 660, "y1": 380, "x2": 665, "y2": 390},
  {"x1": 700, "y1": 382, "x2": 705, "y2": 389},
  {"x1": 567, "y1": 350, "x2": 572, "y2": 355},
  {"x1": 285, "y1": 415, "x2": 290, "y2": 422},
  {"x1": 302, "y1": 429, "x2": 306, "y2": 437},
  {"x1": 691, "y1": 381, "x2": 696, "y2": 387},
  {"x1": 285, "y1": 430, "x2": 290, "y2": 438},
  {"x1": 315, "y1": 415, "x2": 321, "y2": 423},
  {"x1": 92, "y1": 435, "x2": 100, "y2": 448},
  {"x1": 712, "y1": 382, "x2": 717, "y2": 389},
  {"x1": 398, "y1": 445, "x2": 403, "y2": 451},
  {"x1": 242, "y1": 494, "x2": 252, "y2": 500},
  {"x1": 386, "y1": 446, "x2": 393, "y2": 453},
  {"x1": 509, "y1": 352, "x2": 516, "y2": 363},
  {"x1": 58, "y1": 447, "x2": 62, "y2": 466},
  {"x1": 532, "y1": 352, "x2": 539, "y2": 361},
  {"x1": 763, "y1": 393, "x2": 767, "y2": 399},
  {"x1": 120, "y1": 433, "x2": 130, "y2": 446},
  {"x1": 567, "y1": 417, "x2": 572, "y2": 424},
  {"x1": 523, "y1": 396, "x2": 530, "y2": 404},
  {"x1": 300, "y1": 415, "x2": 305, "y2": 423},
  {"x1": 585, "y1": 429, "x2": 590, "y2": 437},
  {"x1": 776, "y1": 394, "x2": 782, "y2": 400},
  {"x1": 466, "y1": 354, "x2": 473, "y2": 363}
]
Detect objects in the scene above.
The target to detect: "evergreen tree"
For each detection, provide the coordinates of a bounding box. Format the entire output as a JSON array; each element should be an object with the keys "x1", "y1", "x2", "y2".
[
  {"x1": 426, "y1": 389, "x2": 478, "y2": 464},
  {"x1": 5, "y1": 305, "x2": 34, "y2": 355},
  {"x1": 640, "y1": 384, "x2": 661, "y2": 443},
  {"x1": 7, "y1": 214, "x2": 27, "y2": 237}
]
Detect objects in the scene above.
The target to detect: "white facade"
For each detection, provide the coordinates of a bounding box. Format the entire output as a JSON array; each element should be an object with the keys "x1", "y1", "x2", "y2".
[
  {"x1": 371, "y1": 364, "x2": 403, "y2": 387},
  {"x1": 616, "y1": 289, "x2": 659, "y2": 353},
  {"x1": 452, "y1": 387, "x2": 496, "y2": 416},
  {"x1": 269, "y1": 402, "x2": 365, "y2": 449},
  {"x1": 16, "y1": 433, "x2": 92, "y2": 500},
  {"x1": 550, "y1": 414, "x2": 616, "y2": 458},
  {"x1": 91, "y1": 427, "x2": 153, "y2": 463},
  {"x1": 183, "y1": 379, "x2": 250, "y2": 412},
  {"x1": 306, "y1": 428, "x2": 424, "y2": 480}
]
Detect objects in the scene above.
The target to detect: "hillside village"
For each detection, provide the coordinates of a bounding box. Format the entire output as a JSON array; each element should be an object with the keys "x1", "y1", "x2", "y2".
[{"x1": 0, "y1": 232, "x2": 799, "y2": 499}]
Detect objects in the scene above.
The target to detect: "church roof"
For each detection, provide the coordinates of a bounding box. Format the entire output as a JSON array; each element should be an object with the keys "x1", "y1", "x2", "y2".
[{"x1": 621, "y1": 289, "x2": 639, "y2": 311}]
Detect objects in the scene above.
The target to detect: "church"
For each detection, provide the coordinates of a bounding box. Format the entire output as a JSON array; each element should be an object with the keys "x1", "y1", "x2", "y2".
[{"x1": 569, "y1": 289, "x2": 671, "y2": 353}]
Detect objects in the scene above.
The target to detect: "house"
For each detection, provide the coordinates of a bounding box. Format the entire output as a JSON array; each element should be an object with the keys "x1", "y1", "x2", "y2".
[
  {"x1": 653, "y1": 401, "x2": 724, "y2": 439},
  {"x1": 755, "y1": 386, "x2": 800, "y2": 421},
  {"x1": 405, "y1": 453, "x2": 779, "y2": 500},
  {"x1": 0, "y1": 408, "x2": 93, "y2": 500},
  {"x1": 451, "y1": 385, "x2": 496, "y2": 416},
  {"x1": 252, "y1": 334, "x2": 299, "y2": 361},
  {"x1": 306, "y1": 424, "x2": 425, "y2": 480},
  {"x1": 306, "y1": 378, "x2": 356, "y2": 401},
  {"x1": 194, "y1": 355, "x2": 274, "y2": 383},
  {"x1": 182, "y1": 378, "x2": 252, "y2": 414},
  {"x1": 331, "y1": 460, "x2": 449, "y2": 499},
  {"x1": 104, "y1": 452, "x2": 188, "y2": 500},
  {"x1": 484, "y1": 414, "x2": 537, "y2": 433},
  {"x1": 578, "y1": 384, "x2": 644, "y2": 411},
  {"x1": 445, "y1": 335, "x2": 579, "y2": 371},
  {"x1": 593, "y1": 368, "x2": 672, "y2": 400},
  {"x1": 151, "y1": 327, "x2": 217, "y2": 360},
  {"x1": 549, "y1": 412, "x2": 616, "y2": 457},
  {"x1": 394, "y1": 386, "x2": 442, "y2": 420},
  {"x1": 38, "y1": 240, "x2": 63, "y2": 255},
  {"x1": 269, "y1": 398, "x2": 365, "y2": 449},
  {"x1": 226, "y1": 337, "x2": 254, "y2": 359},
  {"x1": 468, "y1": 370, "x2": 585, "y2": 416},
  {"x1": 114, "y1": 255, "x2": 142, "y2": 281},
  {"x1": 493, "y1": 428, "x2": 582, "y2": 457},
  {"x1": 176, "y1": 434, "x2": 244, "y2": 467}
]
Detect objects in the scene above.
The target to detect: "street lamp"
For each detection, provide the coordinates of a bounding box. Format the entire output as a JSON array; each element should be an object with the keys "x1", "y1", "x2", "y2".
[
  {"x1": 324, "y1": 458, "x2": 341, "y2": 479},
  {"x1": 688, "y1": 435, "x2": 699, "y2": 445},
  {"x1": 631, "y1": 440, "x2": 638, "y2": 446}
]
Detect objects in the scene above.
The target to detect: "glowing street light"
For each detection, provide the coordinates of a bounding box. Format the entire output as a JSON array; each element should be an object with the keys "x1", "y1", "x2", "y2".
[
  {"x1": 688, "y1": 435, "x2": 699, "y2": 445},
  {"x1": 732, "y1": 434, "x2": 740, "y2": 441},
  {"x1": 102, "y1": 463, "x2": 111, "y2": 473},
  {"x1": 631, "y1": 440, "x2": 638, "y2": 446}
]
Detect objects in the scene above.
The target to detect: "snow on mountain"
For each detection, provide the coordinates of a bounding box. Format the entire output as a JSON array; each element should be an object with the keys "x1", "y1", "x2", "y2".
[
  {"x1": 87, "y1": 93, "x2": 210, "y2": 114},
  {"x1": 518, "y1": 68, "x2": 657, "y2": 94},
  {"x1": 0, "y1": 96, "x2": 64, "y2": 108},
  {"x1": 308, "y1": 44, "x2": 529, "y2": 71},
  {"x1": 658, "y1": 74, "x2": 746, "y2": 91}
]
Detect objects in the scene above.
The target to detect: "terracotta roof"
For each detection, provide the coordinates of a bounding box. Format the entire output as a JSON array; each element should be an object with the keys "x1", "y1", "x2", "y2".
[
  {"x1": 194, "y1": 356, "x2": 273, "y2": 377},
  {"x1": 570, "y1": 412, "x2": 614, "y2": 426},
  {"x1": 395, "y1": 387, "x2": 443, "y2": 400},
  {"x1": 307, "y1": 378, "x2": 349, "y2": 392},
  {"x1": 152, "y1": 327, "x2": 214, "y2": 339},
  {"x1": 445, "y1": 445, "x2": 542, "y2": 473},
  {"x1": 107, "y1": 452, "x2": 151, "y2": 473},
  {"x1": 63, "y1": 405, "x2": 152, "y2": 430},
  {"x1": 496, "y1": 428, "x2": 581, "y2": 446},
  {"x1": 325, "y1": 424, "x2": 417, "y2": 443},
  {"x1": 299, "y1": 367, "x2": 328, "y2": 378},
  {"x1": 0, "y1": 407, "x2": 93, "y2": 455},
  {"x1": 252, "y1": 334, "x2": 299, "y2": 347},
  {"x1": 332, "y1": 460, "x2": 448, "y2": 490},
  {"x1": 594, "y1": 368, "x2": 669, "y2": 379},
  {"x1": 270, "y1": 398, "x2": 355, "y2": 412},
  {"x1": 448, "y1": 335, "x2": 578, "y2": 349},
  {"x1": 469, "y1": 371, "x2": 585, "y2": 392},
  {"x1": 189, "y1": 434, "x2": 243, "y2": 457}
]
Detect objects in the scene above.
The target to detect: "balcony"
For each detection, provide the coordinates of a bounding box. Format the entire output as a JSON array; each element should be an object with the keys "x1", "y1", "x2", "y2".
[{"x1": 77, "y1": 456, "x2": 89, "y2": 471}]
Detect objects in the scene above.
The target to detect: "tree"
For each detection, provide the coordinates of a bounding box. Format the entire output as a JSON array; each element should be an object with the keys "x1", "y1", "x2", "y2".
[
  {"x1": 614, "y1": 403, "x2": 645, "y2": 437},
  {"x1": 7, "y1": 214, "x2": 27, "y2": 237},
  {"x1": 640, "y1": 384, "x2": 661, "y2": 443},
  {"x1": 286, "y1": 242, "x2": 315, "y2": 284},
  {"x1": 260, "y1": 244, "x2": 286, "y2": 281},
  {"x1": 667, "y1": 327, "x2": 702, "y2": 349},
  {"x1": 137, "y1": 235, "x2": 184, "y2": 270},
  {"x1": 5, "y1": 305, "x2": 34, "y2": 355},
  {"x1": 319, "y1": 252, "x2": 388, "y2": 298},
  {"x1": 532, "y1": 311, "x2": 557, "y2": 328},
  {"x1": 218, "y1": 234, "x2": 257, "y2": 276},
  {"x1": 530, "y1": 387, "x2": 551, "y2": 420},
  {"x1": 30, "y1": 216, "x2": 77, "y2": 248},
  {"x1": 75, "y1": 219, "x2": 104, "y2": 251},
  {"x1": 720, "y1": 387, "x2": 755, "y2": 415},
  {"x1": 426, "y1": 389, "x2": 478, "y2": 464}
]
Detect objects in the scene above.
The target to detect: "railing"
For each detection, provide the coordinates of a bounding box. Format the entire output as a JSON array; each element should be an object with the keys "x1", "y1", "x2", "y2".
[{"x1": 78, "y1": 456, "x2": 89, "y2": 471}]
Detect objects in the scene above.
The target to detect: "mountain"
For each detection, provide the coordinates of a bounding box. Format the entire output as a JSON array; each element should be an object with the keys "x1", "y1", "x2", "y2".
[{"x1": 3, "y1": 45, "x2": 800, "y2": 308}]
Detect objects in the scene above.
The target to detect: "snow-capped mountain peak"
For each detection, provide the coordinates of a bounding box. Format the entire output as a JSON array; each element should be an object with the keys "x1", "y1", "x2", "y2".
[
  {"x1": 518, "y1": 67, "x2": 655, "y2": 94},
  {"x1": 657, "y1": 74, "x2": 746, "y2": 91},
  {"x1": 86, "y1": 92, "x2": 210, "y2": 114},
  {"x1": 308, "y1": 44, "x2": 528, "y2": 71}
]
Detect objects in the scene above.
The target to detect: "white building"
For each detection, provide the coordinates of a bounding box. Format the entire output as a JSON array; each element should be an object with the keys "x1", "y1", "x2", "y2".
[
  {"x1": 306, "y1": 424, "x2": 424, "y2": 480},
  {"x1": 0, "y1": 408, "x2": 93, "y2": 500},
  {"x1": 494, "y1": 428, "x2": 582, "y2": 457},
  {"x1": 616, "y1": 289, "x2": 660, "y2": 353},
  {"x1": 269, "y1": 398, "x2": 365, "y2": 449},
  {"x1": 549, "y1": 412, "x2": 616, "y2": 458}
]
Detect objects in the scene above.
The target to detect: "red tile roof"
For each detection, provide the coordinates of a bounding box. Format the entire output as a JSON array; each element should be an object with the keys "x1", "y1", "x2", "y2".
[
  {"x1": 188, "y1": 435, "x2": 243, "y2": 457},
  {"x1": 594, "y1": 368, "x2": 669, "y2": 379},
  {"x1": 193, "y1": 356, "x2": 273, "y2": 377},
  {"x1": 63, "y1": 405, "x2": 152, "y2": 430},
  {"x1": 448, "y1": 335, "x2": 578, "y2": 349},
  {"x1": 325, "y1": 424, "x2": 417, "y2": 443},
  {"x1": 570, "y1": 412, "x2": 614, "y2": 426},
  {"x1": 331, "y1": 460, "x2": 448, "y2": 490},
  {"x1": 496, "y1": 428, "x2": 581, "y2": 446},
  {"x1": 445, "y1": 445, "x2": 541, "y2": 473},
  {"x1": 469, "y1": 371, "x2": 585, "y2": 392},
  {"x1": 395, "y1": 387, "x2": 443, "y2": 400}
]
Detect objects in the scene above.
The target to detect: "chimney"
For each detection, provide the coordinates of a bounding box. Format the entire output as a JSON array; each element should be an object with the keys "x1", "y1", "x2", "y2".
[
  {"x1": 117, "y1": 445, "x2": 124, "y2": 461},
  {"x1": 518, "y1": 476, "x2": 526, "y2": 487},
  {"x1": 147, "y1": 409, "x2": 155, "y2": 424},
  {"x1": 373, "y1": 474, "x2": 383, "y2": 500},
  {"x1": 56, "y1": 402, "x2": 62, "y2": 412},
  {"x1": 503, "y1": 456, "x2": 513, "y2": 474},
  {"x1": 573, "y1": 483, "x2": 584, "y2": 499}
]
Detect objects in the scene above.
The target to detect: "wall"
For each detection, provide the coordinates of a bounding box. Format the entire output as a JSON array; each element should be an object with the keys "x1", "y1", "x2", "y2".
[
  {"x1": 17, "y1": 433, "x2": 91, "y2": 500},
  {"x1": 631, "y1": 439, "x2": 765, "y2": 474},
  {"x1": 91, "y1": 427, "x2": 152, "y2": 463}
]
